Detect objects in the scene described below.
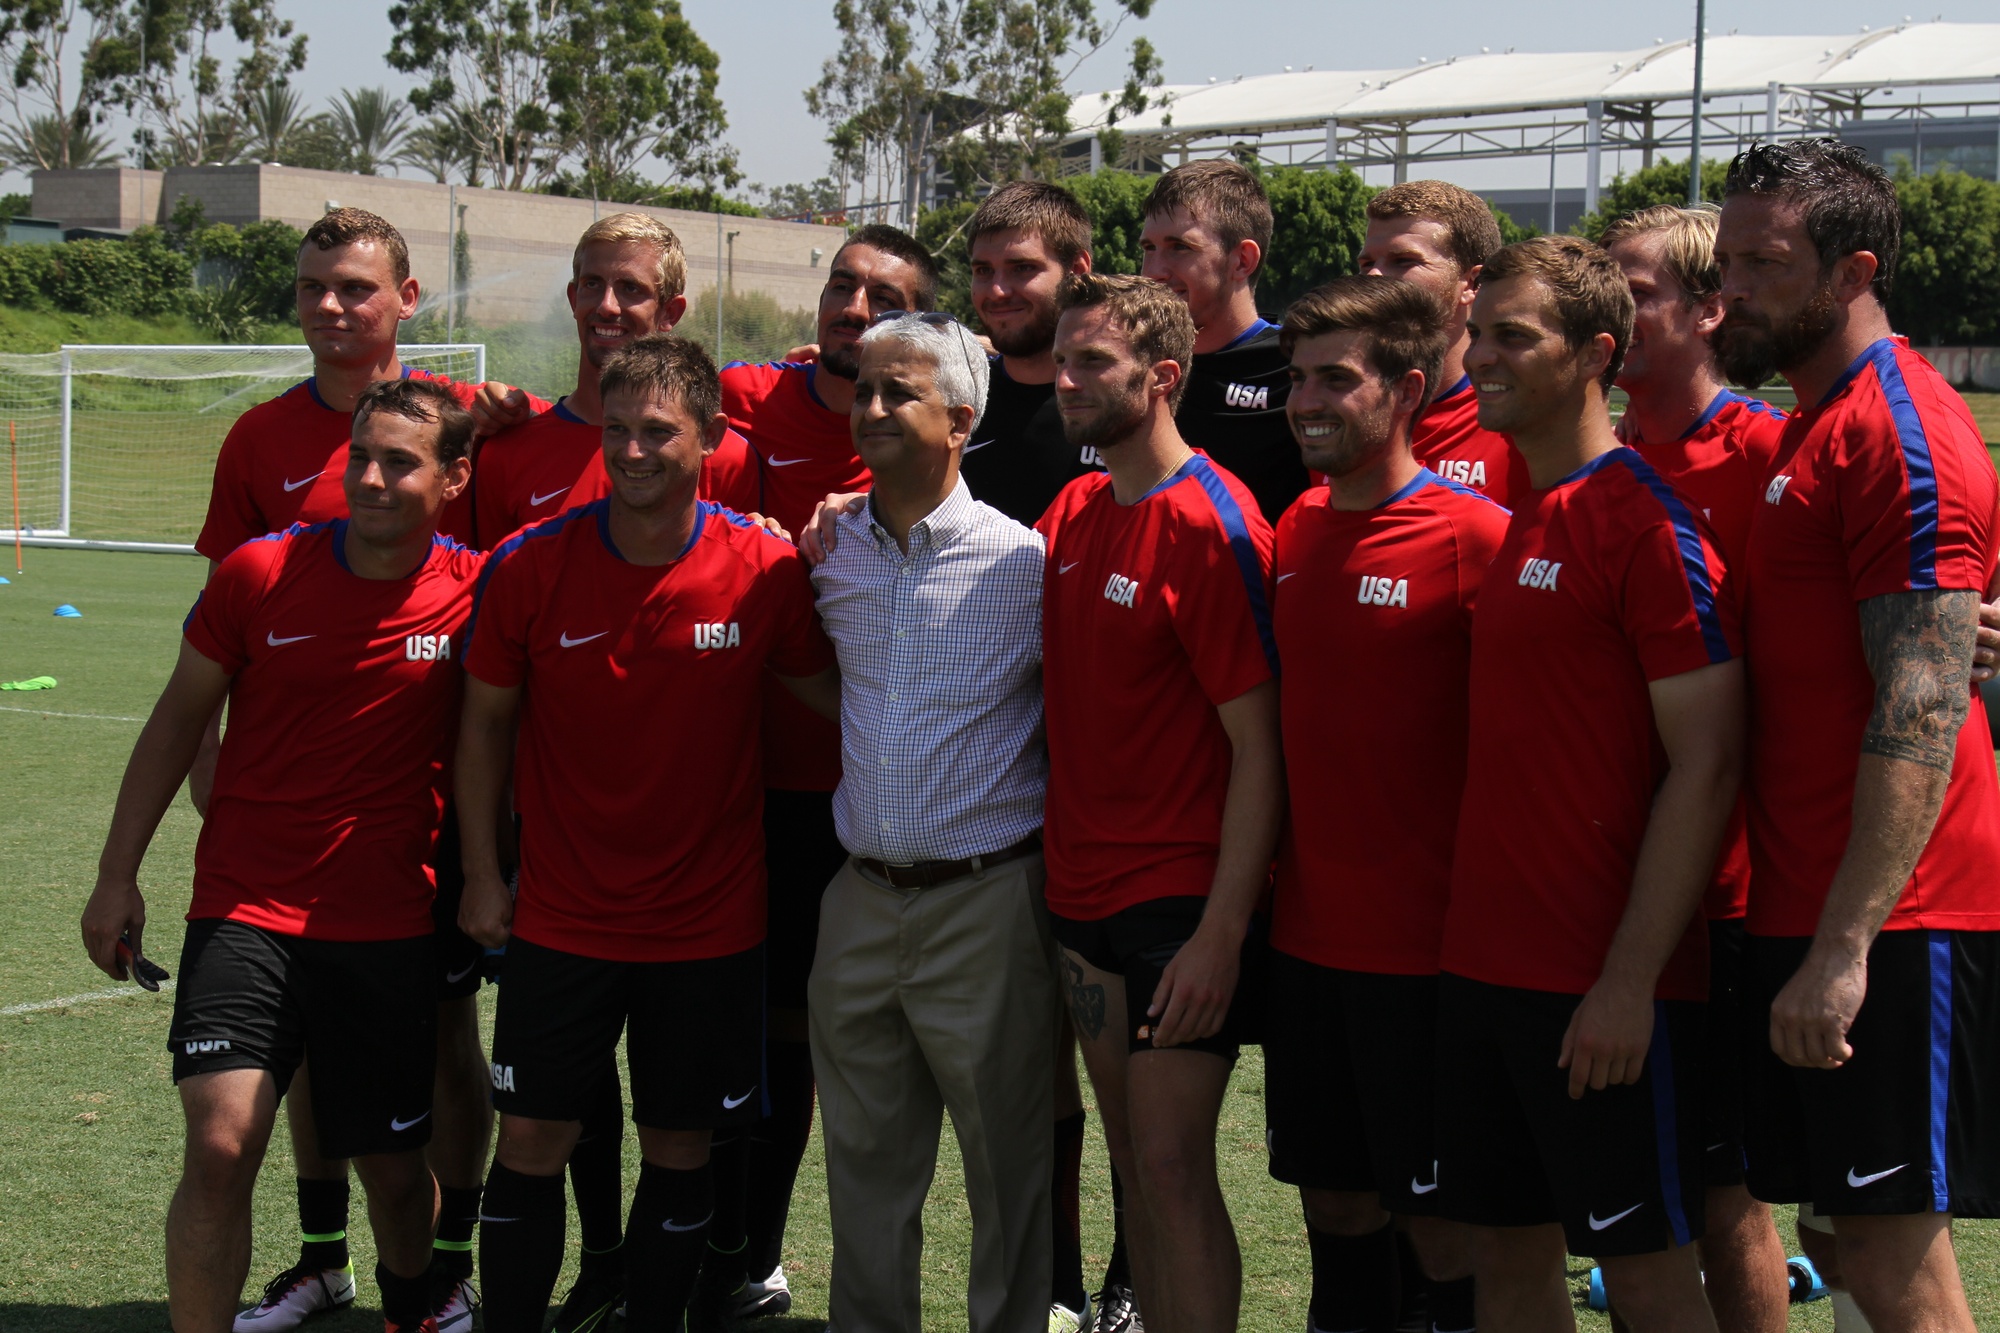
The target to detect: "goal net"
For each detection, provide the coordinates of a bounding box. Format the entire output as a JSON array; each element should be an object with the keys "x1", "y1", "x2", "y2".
[{"x1": 0, "y1": 344, "x2": 486, "y2": 553}]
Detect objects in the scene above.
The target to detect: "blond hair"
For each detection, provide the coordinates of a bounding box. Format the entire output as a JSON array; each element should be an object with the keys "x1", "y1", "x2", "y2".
[
  {"x1": 1599, "y1": 204, "x2": 1722, "y2": 305},
  {"x1": 573, "y1": 212, "x2": 688, "y2": 300}
]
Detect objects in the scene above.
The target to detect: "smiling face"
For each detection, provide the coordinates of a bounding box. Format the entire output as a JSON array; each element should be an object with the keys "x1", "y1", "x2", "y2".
[
  {"x1": 1712, "y1": 193, "x2": 1842, "y2": 389},
  {"x1": 817, "y1": 242, "x2": 927, "y2": 380},
  {"x1": 1140, "y1": 205, "x2": 1251, "y2": 332},
  {"x1": 1052, "y1": 304, "x2": 1172, "y2": 451},
  {"x1": 343, "y1": 409, "x2": 466, "y2": 546},
  {"x1": 1285, "y1": 329, "x2": 1420, "y2": 479},
  {"x1": 600, "y1": 386, "x2": 724, "y2": 516},
  {"x1": 297, "y1": 240, "x2": 419, "y2": 368},
  {"x1": 569, "y1": 240, "x2": 686, "y2": 369},
  {"x1": 1464, "y1": 274, "x2": 1605, "y2": 437},
  {"x1": 851, "y1": 338, "x2": 971, "y2": 480},
  {"x1": 970, "y1": 227, "x2": 1078, "y2": 359}
]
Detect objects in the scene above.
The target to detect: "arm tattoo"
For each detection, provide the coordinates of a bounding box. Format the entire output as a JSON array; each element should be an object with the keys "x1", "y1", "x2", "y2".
[{"x1": 1858, "y1": 588, "x2": 1976, "y2": 772}]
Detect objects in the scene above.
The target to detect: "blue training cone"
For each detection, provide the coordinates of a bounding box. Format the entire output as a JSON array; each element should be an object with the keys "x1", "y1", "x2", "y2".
[
  {"x1": 52, "y1": 603, "x2": 80, "y2": 617},
  {"x1": 1787, "y1": 1255, "x2": 1829, "y2": 1303},
  {"x1": 1587, "y1": 1266, "x2": 1608, "y2": 1311},
  {"x1": 0, "y1": 575, "x2": 10, "y2": 583}
]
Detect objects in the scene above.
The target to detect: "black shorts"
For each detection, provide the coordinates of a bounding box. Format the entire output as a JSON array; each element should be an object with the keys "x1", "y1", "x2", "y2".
[
  {"x1": 1742, "y1": 929, "x2": 2000, "y2": 1219},
  {"x1": 1702, "y1": 918, "x2": 1749, "y2": 1187},
  {"x1": 764, "y1": 788, "x2": 846, "y2": 1012},
  {"x1": 1434, "y1": 973, "x2": 1708, "y2": 1258},
  {"x1": 1263, "y1": 953, "x2": 1443, "y2": 1215},
  {"x1": 168, "y1": 918, "x2": 437, "y2": 1159},
  {"x1": 430, "y1": 806, "x2": 483, "y2": 1001},
  {"x1": 490, "y1": 937, "x2": 766, "y2": 1131},
  {"x1": 1049, "y1": 895, "x2": 1264, "y2": 1062}
]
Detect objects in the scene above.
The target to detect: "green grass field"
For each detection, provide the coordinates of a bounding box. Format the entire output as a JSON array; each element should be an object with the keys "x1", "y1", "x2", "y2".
[{"x1": 3, "y1": 550, "x2": 1997, "y2": 1333}]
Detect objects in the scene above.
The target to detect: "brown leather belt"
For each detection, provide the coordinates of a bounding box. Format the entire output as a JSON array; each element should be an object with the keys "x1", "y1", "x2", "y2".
[{"x1": 856, "y1": 834, "x2": 1041, "y2": 891}]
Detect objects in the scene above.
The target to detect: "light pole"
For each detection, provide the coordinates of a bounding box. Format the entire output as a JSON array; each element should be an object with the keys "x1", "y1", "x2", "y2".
[{"x1": 1688, "y1": 0, "x2": 1707, "y2": 206}]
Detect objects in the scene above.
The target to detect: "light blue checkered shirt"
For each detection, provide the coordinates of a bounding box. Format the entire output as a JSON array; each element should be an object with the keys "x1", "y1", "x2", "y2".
[{"x1": 809, "y1": 478, "x2": 1047, "y2": 863}]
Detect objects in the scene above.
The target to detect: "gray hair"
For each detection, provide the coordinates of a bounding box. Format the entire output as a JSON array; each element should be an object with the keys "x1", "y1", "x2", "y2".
[{"x1": 858, "y1": 313, "x2": 990, "y2": 434}]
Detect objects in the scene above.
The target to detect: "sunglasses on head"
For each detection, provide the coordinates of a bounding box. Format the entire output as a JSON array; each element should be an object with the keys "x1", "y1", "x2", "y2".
[{"x1": 867, "y1": 310, "x2": 982, "y2": 405}]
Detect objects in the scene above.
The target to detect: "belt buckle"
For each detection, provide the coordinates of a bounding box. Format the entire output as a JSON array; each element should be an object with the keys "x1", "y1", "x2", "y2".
[{"x1": 884, "y1": 860, "x2": 921, "y2": 889}]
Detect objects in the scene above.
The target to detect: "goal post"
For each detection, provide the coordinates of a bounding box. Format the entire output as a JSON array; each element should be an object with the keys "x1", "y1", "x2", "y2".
[{"x1": 0, "y1": 343, "x2": 487, "y2": 554}]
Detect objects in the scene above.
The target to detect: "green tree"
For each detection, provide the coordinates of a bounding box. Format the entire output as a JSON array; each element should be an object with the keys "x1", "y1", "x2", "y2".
[
  {"x1": 1575, "y1": 156, "x2": 1728, "y2": 239},
  {"x1": 1891, "y1": 168, "x2": 2000, "y2": 345},
  {"x1": 1491, "y1": 203, "x2": 1540, "y2": 245},
  {"x1": 914, "y1": 196, "x2": 976, "y2": 319},
  {"x1": 387, "y1": 0, "x2": 561, "y2": 190},
  {"x1": 1067, "y1": 166, "x2": 1152, "y2": 273},
  {"x1": 1258, "y1": 165, "x2": 1372, "y2": 311},
  {"x1": 329, "y1": 87, "x2": 411, "y2": 175},
  {"x1": 394, "y1": 101, "x2": 484, "y2": 183},
  {"x1": 0, "y1": 111, "x2": 120, "y2": 169},
  {"x1": 0, "y1": 0, "x2": 122, "y2": 169},
  {"x1": 239, "y1": 78, "x2": 327, "y2": 163}
]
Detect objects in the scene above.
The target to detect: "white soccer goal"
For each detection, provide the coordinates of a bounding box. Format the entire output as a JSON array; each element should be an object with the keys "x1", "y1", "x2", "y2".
[{"x1": 0, "y1": 343, "x2": 486, "y2": 554}]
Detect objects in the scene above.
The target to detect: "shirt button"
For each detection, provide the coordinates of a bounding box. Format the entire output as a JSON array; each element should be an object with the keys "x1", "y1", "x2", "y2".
[
  {"x1": 888, "y1": 691, "x2": 899, "y2": 701},
  {"x1": 879, "y1": 819, "x2": 891, "y2": 829},
  {"x1": 895, "y1": 629, "x2": 905, "y2": 637}
]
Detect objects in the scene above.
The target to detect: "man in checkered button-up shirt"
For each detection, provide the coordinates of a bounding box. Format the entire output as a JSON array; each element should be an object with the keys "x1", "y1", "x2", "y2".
[{"x1": 805, "y1": 312, "x2": 1060, "y2": 1333}]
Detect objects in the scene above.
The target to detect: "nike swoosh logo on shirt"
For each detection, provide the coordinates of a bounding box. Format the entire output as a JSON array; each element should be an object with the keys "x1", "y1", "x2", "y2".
[
  {"x1": 282, "y1": 474, "x2": 322, "y2": 492},
  {"x1": 1059, "y1": 561, "x2": 1081, "y2": 574},
  {"x1": 477, "y1": 1214, "x2": 521, "y2": 1224},
  {"x1": 662, "y1": 1212, "x2": 714, "y2": 1233},
  {"x1": 528, "y1": 487, "x2": 570, "y2": 507},
  {"x1": 389, "y1": 1111, "x2": 430, "y2": 1132},
  {"x1": 443, "y1": 962, "x2": 478, "y2": 984},
  {"x1": 559, "y1": 631, "x2": 608, "y2": 648},
  {"x1": 1409, "y1": 1178, "x2": 1438, "y2": 1194},
  {"x1": 766, "y1": 457, "x2": 809, "y2": 467},
  {"x1": 722, "y1": 1088, "x2": 756, "y2": 1109},
  {"x1": 963, "y1": 439, "x2": 996, "y2": 454},
  {"x1": 1847, "y1": 1164, "x2": 1908, "y2": 1188},
  {"x1": 1277, "y1": 572, "x2": 1297, "y2": 583},
  {"x1": 1587, "y1": 1204, "x2": 1643, "y2": 1231},
  {"x1": 266, "y1": 632, "x2": 314, "y2": 647}
]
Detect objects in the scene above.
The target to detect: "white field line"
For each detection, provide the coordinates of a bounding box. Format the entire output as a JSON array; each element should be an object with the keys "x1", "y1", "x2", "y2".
[
  {"x1": 3, "y1": 980, "x2": 174, "y2": 1016},
  {"x1": 0, "y1": 704, "x2": 145, "y2": 722}
]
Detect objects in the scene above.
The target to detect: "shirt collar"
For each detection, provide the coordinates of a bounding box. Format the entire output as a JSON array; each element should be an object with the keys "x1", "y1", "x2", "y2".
[{"x1": 861, "y1": 477, "x2": 975, "y2": 555}]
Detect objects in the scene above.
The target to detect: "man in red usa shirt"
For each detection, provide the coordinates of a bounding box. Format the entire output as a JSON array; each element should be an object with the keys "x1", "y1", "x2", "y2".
[
  {"x1": 1604, "y1": 202, "x2": 1793, "y2": 1333},
  {"x1": 1358, "y1": 180, "x2": 1531, "y2": 508},
  {"x1": 1436, "y1": 237, "x2": 1745, "y2": 1329},
  {"x1": 1265, "y1": 276, "x2": 1506, "y2": 1333},
  {"x1": 1037, "y1": 272, "x2": 1283, "y2": 1331},
  {"x1": 1714, "y1": 140, "x2": 2000, "y2": 1333},
  {"x1": 471, "y1": 212, "x2": 756, "y2": 548},
  {"x1": 81, "y1": 379, "x2": 486, "y2": 1333},
  {"x1": 455, "y1": 335, "x2": 838, "y2": 1333}
]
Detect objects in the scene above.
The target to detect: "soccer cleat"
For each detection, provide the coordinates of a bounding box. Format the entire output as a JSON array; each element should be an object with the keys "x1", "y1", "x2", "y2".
[
  {"x1": 733, "y1": 1264, "x2": 792, "y2": 1320},
  {"x1": 233, "y1": 1262, "x2": 356, "y2": 1332},
  {"x1": 383, "y1": 1319, "x2": 439, "y2": 1333},
  {"x1": 685, "y1": 1262, "x2": 743, "y2": 1333},
  {"x1": 550, "y1": 1270, "x2": 624, "y2": 1333},
  {"x1": 1092, "y1": 1283, "x2": 1143, "y2": 1333},
  {"x1": 429, "y1": 1273, "x2": 479, "y2": 1333},
  {"x1": 1049, "y1": 1293, "x2": 1092, "y2": 1333}
]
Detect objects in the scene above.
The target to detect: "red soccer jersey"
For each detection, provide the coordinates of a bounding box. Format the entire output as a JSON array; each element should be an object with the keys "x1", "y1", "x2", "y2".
[
  {"x1": 463, "y1": 498, "x2": 835, "y2": 962},
  {"x1": 1620, "y1": 389, "x2": 1788, "y2": 921},
  {"x1": 1744, "y1": 338, "x2": 2000, "y2": 938},
  {"x1": 196, "y1": 370, "x2": 547, "y2": 558},
  {"x1": 1038, "y1": 454, "x2": 1277, "y2": 921},
  {"x1": 477, "y1": 398, "x2": 762, "y2": 549},
  {"x1": 1412, "y1": 376, "x2": 1533, "y2": 509},
  {"x1": 1443, "y1": 447, "x2": 1740, "y2": 1001},
  {"x1": 721, "y1": 360, "x2": 867, "y2": 791},
  {"x1": 182, "y1": 521, "x2": 484, "y2": 941},
  {"x1": 1273, "y1": 470, "x2": 1511, "y2": 974}
]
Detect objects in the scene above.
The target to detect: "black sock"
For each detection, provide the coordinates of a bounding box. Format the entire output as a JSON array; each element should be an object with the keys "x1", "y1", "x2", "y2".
[
  {"x1": 1052, "y1": 1110, "x2": 1088, "y2": 1311},
  {"x1": 623, "y1": 1161, "x2": 714, "y2": 1332},
  {"x1": 376, "y1": 1261, "x2": 430, "y2": 1329},
  {"x1": 297, "y1": 1177, "x2": 350, "y2": 1271},
  {"x1": 570, "y1": 1065, "x2": 627, "y2": 1258},
  {"x1": 1307, "y1": 1217, "x2": 1398, "y2": 1333},
  {"x1": 478, "y1": 1163, "x2": 567, "y2": 1333},
  {"x1": 745, "y1": 1038, "x2": 814, "y2": 1280},
  {"x1": 1104, "y1": 1161, "x2": 1131, "y2": 1290},
  {"x1": 1429, "y1": 1276, "x2": 1476, "y2": 1333},
  {"x1": 704, "y1": 1131, "x2": 750, "y2": 1293},
  {"x1": 1397, "y1": 1229, "x2": 1428, "y2": 1333},
  {"x1": 432, "y1": 1184, "x2": 481, "y2": 1280}
]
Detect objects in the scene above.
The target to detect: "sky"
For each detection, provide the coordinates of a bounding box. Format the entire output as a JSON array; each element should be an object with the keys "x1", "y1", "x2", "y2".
[{"x1": 5, "y1": 0, "x2": 1991, "y2": 197}]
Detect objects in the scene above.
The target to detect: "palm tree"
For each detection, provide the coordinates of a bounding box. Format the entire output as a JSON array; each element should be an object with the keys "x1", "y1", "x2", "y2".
[
  {"x1": 0, "y1": 113, "x2": 122, "y2": 170},
  {"x1": 330, "y1": 88, "x2": 411, "y2": 176},
  {"x1": 241, "y1": 81, "x2": 319, "y2": 165},
  {"x1": 395, "y1": 104, "x2": 483, "y2": 186}
]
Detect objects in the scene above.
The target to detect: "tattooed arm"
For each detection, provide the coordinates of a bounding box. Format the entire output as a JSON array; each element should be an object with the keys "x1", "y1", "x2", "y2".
[{"x1": 1770, "y1": 588, "x2": 1977, "y2": 1069}]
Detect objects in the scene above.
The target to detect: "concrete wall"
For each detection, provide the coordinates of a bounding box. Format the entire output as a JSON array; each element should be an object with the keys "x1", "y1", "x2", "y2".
[{"x1": 32, "y1": 165, "x2": 846, "y2": 327}]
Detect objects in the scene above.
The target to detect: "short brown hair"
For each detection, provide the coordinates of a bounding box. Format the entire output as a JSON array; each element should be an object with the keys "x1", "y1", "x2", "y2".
[
  {"x1": 1056, "y1": 272, "x2": 1197, "y2": 411},
  {"x1": 1600, "y1": 204, "x2": 1721, "y2": 304},
  {"x1": 1145, "y1": 160, "x2": 1274, "y2": 284},
  {"x1": 1724, "y1": 138, "x2": 1900, "y2": 302},
  {"x1": 1280, "y1": 277, "x2": 1452, "y2": 404},
  {"x1": 598, "y1": 333, "x2": 722, "y2": 426},
  {"x1": 968, "y1": 180, "x2": 1092, "y2": 270},
  {"x1": 303, "y1": 207, "x2": 410, "y2": 286},
  {"x1": 1367, "y1": 180, "x2": 1504, "y2": 277},
  {"x1": 1476, "y1": 236, "x2": 1635, "y2": 387},
  {"x1": 352, "y1": 377, "x2": 473, "y2": 466},
  {"x1": 573, "y1": 212, "x2": 688, "y2": 300}
]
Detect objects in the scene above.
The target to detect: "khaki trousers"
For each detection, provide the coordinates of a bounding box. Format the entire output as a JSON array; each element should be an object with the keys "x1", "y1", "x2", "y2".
[{"x1": 808, "y1": 851, "x2": 1058, "y2": 1333}]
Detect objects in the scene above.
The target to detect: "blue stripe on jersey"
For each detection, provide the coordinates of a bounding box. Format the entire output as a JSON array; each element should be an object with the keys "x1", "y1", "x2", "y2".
[
  {"x1": 1607, "y1": 449, "x2": 1733, "y2": 665},
  {"x1": 707, "y1": 501, "x2": 803, "y2": 550},
  {"x1": 1647, "y1": 1000, "x2": 1694, "y2": 1248},
  {"x1": 329, "y1": 519, "x2": 353, "y2": 573},
  {"x1": 1403, "y1": 465, "x2": 1512, "y2": 515},
  {"x1": 1866, "y1": 341, "x2": 1941, "y2": 589},
  {"x1": 1222, "y1": 317, "x2": 1279, "y2": 349},
  {"x1": 466, "y1": 500, "x2": 605, "y2": 648},
  {"x1": 1928, "y1": 931, "x2": 1953, "y2": 1212},
  {"x1": 1678, "y1": 389, "x2": 1748, "y2": 440},
  {"x1": 551, "y1": 397, "x2": 587, "y2": 424},
  {"x1": 183, "y1": 589, "x2": 203, "y2": 632},
  {"x1": 1185, "y1": 455, "x2": 1280, "y2": 677}
]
